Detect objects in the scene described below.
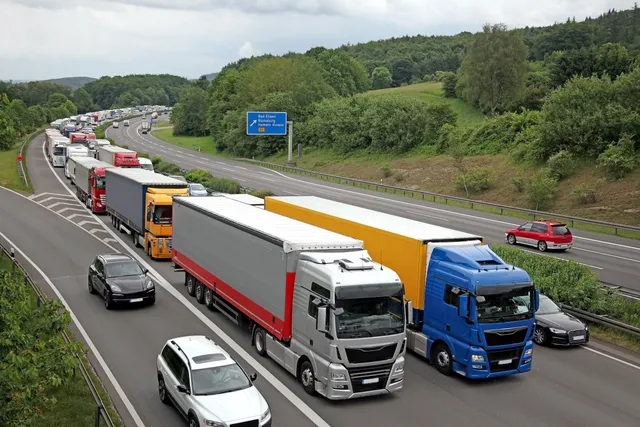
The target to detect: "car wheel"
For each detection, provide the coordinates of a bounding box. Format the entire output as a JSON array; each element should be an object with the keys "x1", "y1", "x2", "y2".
[
  {"x1": 299, "y1": 360, "x2": 316, "y2": 395},
  {"x1": 433, "y1": 343, "x2": 453, "y2": 376},
  {"x1": 507, "y1": 234, "x2": 516, "y2": 245},
  {"x1": 254, "y1": 328, "x2": 267, "y2": 357},
  {"x1": 88, "y1": 276, "x2": 95, "y2": 294},
  {"x1": 537, "y1": 240, "x2": 548, "y2": 252},
  {"x1": 186, "y1": 274, "x2": 196, "y2": 296},
  {"x1": 104, "y1": 291, "x2": 113, "y2": 310},
  {"x1": 188, "y1": 414, "x2": 199, "y2": 427},
  {"x1": 195, "y1": 283, "x2": 204, "y2": 303},
  {"x1": 534, "y1": 328, "x2": 548, "y2": 345},
  {"x1": 158, "y1": 375, "x2": 170, "y2": 404}
]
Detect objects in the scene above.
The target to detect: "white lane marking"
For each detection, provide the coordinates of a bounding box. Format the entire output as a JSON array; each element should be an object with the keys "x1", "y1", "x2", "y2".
[
  {"x1": 520, "y1": 248, "x2": 603, "y2": 270},
  {"x1": 583, "y1": 347, "x2": 640, "y2": 372},
  {"x1": 283, "y1": 191, "x2": 301, "y2": 195},
  {"x1": 405, "y1": 210, "x2": 450, "y2": 222},
  {"x1": 49, "y1": 201, "x2": 79, "y2": 209},
  {"x1": 38, "y1": 196, "x2": 67, "y2": 204},
  {"x1": 68, "y1": 214, "x2": 94, "y2": 221},
  {"x1": 236, "y1": 166, "x2": 247, "y2": 170},
  {"x1": 573, "y1": 247, "x2": 640, "y2": 264},
  {"x1": 263, "y1": 168, "x2": 640, "y2": 252},
  {"x1": 41, "y1": 140, "x2": 332, "y2": 427},
  {"x1": 104, "y1": 238, "x2": 118, "y2": 244},
  {"x1": 78, "y1": 220, "x2": 98, "y2": 227},
  {"x1": 30, "y1": 192, "x2": 75, "y2": 200},
  {"x1": 57, "y1": 207, "x2": 89, "y2": 215},
  {"x1": 0, "y1": 230, "x2": 146, "y2": 427}
]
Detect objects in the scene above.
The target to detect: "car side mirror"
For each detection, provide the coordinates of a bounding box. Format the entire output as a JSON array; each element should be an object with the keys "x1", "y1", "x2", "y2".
[
  {"x1": 250, "y1": 373, "x2": 257, "y2": 382},
  {"x1": 458, "y1": 295, "x2": 469, "y2": 319},
  {"x1": 144, "y1": 269, "x2": 149, "y2": 275},
  {"x1": 177, "y1": 384, "x2": 189, "y2": 394}
]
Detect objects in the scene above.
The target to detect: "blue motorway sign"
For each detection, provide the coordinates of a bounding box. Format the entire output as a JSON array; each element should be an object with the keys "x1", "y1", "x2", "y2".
[{"x1": 246, "y1": 111, "x2": 287, "y2": 135}]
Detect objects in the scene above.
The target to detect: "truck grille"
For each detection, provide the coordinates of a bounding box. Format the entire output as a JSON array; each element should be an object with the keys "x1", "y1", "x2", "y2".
[
  {"x1": 345, "y1": 344, "x2": 397, "y2": 364},
  {"x1": 347, "y1": 363, "x2": 392, "y2": 393},
  {"x1": 484, "y1": 326, "x2": 528, "y2": 346},
  {"x1": 166, "y1": 238, "x2": 172, "y2": 250},
  {"x1": 230, "y1": 421, "x2": 258, "y2": 427},
  {"x1": 486, "y1": 347, "x2": 523, "y2": 373},
  {"x1": 99, "y1": 194, "x2": 106, "y2": 203}
]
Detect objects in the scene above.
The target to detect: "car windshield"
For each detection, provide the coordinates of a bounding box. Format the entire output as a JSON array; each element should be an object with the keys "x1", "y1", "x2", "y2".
[
  {"x1": 95, "y1": 175, "x2": 105, "y2": 190},
  {"x1": 105, "y1": 260, "x2": 143, "y2": 278},
  {"x1": 190, "y1": 184, "x2": 205, "y2": 191},
  {"x1": 335, "y1": 292, "x2": 405, "y2": 338},
  {"x1": 537, "y1": 296, "x2": 561, "y2": 315},
  {"x1": 476, "y1": 285, "x2": 535, "y2": 323},
  {"x1": 552, "y1": 225, "x2": 570, "y2": 235},
  {"x1": 191, "y1": 363, "x2": 251, "y2": 396}
]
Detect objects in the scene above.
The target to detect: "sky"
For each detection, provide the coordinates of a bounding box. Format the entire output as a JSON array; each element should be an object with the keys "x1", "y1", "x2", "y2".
[{"x1": 0, "y1": 0, "x2": 637, "y2": 81}]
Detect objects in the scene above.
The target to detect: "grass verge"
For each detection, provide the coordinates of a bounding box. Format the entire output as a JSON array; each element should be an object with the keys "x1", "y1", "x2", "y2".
[
  {"x1": 0, "y1": 252, "x2": 122, "y2": 427},
  {"x1": 589, "y1": 324, "x2": 640, "y2": 354},
  {"x1": 154, "y1": 120, "x2": 172, "y2": 127},
  {"x1": 0, "y1": 136, "x2": 32, "y2": 193},
  {"x1": 151, "y1": 128, "x2": 234, "y2": 158}
]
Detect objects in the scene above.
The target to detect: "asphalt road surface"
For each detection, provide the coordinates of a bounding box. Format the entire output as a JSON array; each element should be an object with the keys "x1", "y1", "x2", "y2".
[
  {"x1": 0, "y1": 131, "x2": 637, "y2": 426},
  {"x1": 107, "y1": 117, "x2": 640, "y2": 292}
]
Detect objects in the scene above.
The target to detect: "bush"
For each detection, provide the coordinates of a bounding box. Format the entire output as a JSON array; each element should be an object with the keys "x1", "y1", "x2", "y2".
[
  {"x1": 546, "y1": 150, "x2": 577, "y2": 180},
  {"x1": 0, "y1": 269, "x2": 83, "y2": 425},
  {"x1": 184, "y1": 169, "x2": 213, "y2": 184},
  {"x1": 250, "y1": 189, "x2": 275, "y2": 198},
  {"x1": 138, "y1": 152, "x2": 150, "y2": 159},
  {"x1": 455, "y1": 167, "x2": 493, "y2": 194},
  {"x1": 150, "y1": 156, "x2": 163, "y2": 167},
  {"x1": 511, "y1": 177, "x2": 526, "y2": 193},
  {"x1": 492, "y1": 245, "x2": 640, "y2": 328},
  {"x1": 525, "y1": 170, "x2": 558, "y2": 210},
  {"x1": 206, "y1": 177, "x2": 241, "y2": 193},
  {"x1": 380, "y1": 165, "x2": 393, "y2": 178},
  {"x1": 155, "y1": 161, "x2": 182, "y2": 175},
  {"x1": 441, "y1": 72, "x2": 458, "y2": 98},
  {"x1": 569, "y1": 181, "x2": 603, "y2": 204},
  {"x1": 596, "y1": 133, "x2": 638, "y2": 179}
]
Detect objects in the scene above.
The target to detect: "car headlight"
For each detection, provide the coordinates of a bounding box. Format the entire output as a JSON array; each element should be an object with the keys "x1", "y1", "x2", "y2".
[
  {"x1": 261, "y1": 407, "x2": 271, "y2": 422},
  {"x1": 471, "y1": 354, "x2": 485, "y2": 362},
  {"x1": 394, "y1": 365, "x2": 404, "y2": 374},
  {"x1": 145, "y1": 280, "x2": 154, "y2": 290},
  {"x1": 203, "y1": 420, "x2": 226, "y2": 427},
  {"x1": 110, "y1": 284, "x2": 122, "y2": 292},
  {"x1": 549, "y1": 328, "x2": 567, "y2": 334},
  {"x1": 331, "y1": 372, "x2": 346, "y2": 381},
  {"x1": 524, "y1": 348, "x2": 533, "y2": 356},
  {"x1": 584, "y1": 325, "x2": 588, "y2": 331}
]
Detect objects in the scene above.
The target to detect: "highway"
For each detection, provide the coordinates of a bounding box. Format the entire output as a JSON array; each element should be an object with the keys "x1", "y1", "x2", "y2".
[
  {"x1": 106, "y1": 116, "x2": 640, "y2": 292},
  {"x1": 0, "y1": 127, "x2": 635, "y2": 426}
]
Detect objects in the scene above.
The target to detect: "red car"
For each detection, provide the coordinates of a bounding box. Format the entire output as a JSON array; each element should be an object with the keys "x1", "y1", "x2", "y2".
[{"x1": 505, "y1": 220, "x2": 573, "y2": 252}]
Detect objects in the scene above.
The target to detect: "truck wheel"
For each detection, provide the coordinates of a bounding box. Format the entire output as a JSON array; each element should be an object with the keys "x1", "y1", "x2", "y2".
[
  {"x1": 133, "y1": 232, "x2": 141, "y2": 248},
  {"x1": 254, "y1": 328, "x2": 268, "y2": 357},
  {"x1": 433, "y1": 343, "x2": 453, "y2": 376},
  {"x1": 186, "y1": 274, "x2": 196, "y2": 296},
  {"x1": 299, "y1": 361, "x2": 316, "y2": 395},
  {"x1": 147, "y1": 246, "x2": 154, "y2": 260},
  {"x1": 204, "y1": 287, "x2": 216, "y2": 310},
  {"x1": 195, "y1": 283, "x2": 204, "y2": 303}
]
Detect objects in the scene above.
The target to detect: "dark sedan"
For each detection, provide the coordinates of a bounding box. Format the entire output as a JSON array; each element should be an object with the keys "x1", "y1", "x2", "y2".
[
  {"x1": 534, "y1": 294, "x2": 589, "y2": 346},
  {"x1": 88, "y1": 253, "x2": 155, "y2": 309}
]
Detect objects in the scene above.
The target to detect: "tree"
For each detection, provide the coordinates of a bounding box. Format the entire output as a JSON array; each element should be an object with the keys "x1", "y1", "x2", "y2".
[
  {"x1": 458, "y1": 23, "x2": 528, "y2": 115},
  {"x1": 45, "y1": 93, "x2": 69, "y2": 109},
  {"x1": 390, "y1": 58, "x2": 415, "y2": 86},
  {"x1": 441, "y1": 72, "x2": 458, "y2": 97},
  {"x1": 525, "y1": 172, "x2": 559, "y2": 210},
  {"x1": 371, "y1": 66, "x2": 393, "y2": 89},
  {"x1": 72, "y1": 88, "x2": 94, "y2": 113},
  {"x1": 315, "y1": 50, "x2": 370, "y2": 96},
  {"x1": 171, "y1": 85, "x2": 208, "y2": 137},
  {"x1": 195, "y1": 75, "x2": 209, "y2": 91},
  {"x1": 0, "y1": 110, "x2": 17, "y2": 151}
]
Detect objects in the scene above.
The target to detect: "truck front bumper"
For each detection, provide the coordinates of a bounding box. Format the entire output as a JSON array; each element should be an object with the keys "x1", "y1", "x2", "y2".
[
  {"x1": 458, "y1": 342, "x2": 534, "y2": 379},
  {"x1": 321, "y1": 357, "x2": 405, "y2": 400}
]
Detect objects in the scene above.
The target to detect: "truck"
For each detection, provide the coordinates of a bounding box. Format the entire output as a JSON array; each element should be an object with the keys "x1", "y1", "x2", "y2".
[
  {"x1": 97, "y1": 145, "x2": 140, "y2": 168},
  {"x1": 215, "y1": 193, "x2": 265, "y2": 208},
  {"x1": 64, "y1": 145, "x2": 89, "y2": 178},
  {"x1": 140, "y1": 121, "x2": 150, "y2": 134},
  {"x1": 88, "y1": 139, "x2": 110, "y2": 157},
  {"x1": 69, "y1": 132, "x2": 88, "y2": 145},
  {"x1": 68, "y1": 157, "x2": 113, "y2": 213},
  {"x1": 45, "y1": 129, "x2": 62, "y2": 158},
  {"x1": 105, "y1": 168, "x2": 188, "y2": 259},
  {"x1": 138, "y1": 157, "x2": 154, "y2": 172},
  {"x1": 62, "y1": 124, "x2": 76, "y2": 137},
  {"x1": 49, "y1": 137, "x2": 69, "y2": 167},
  {"x1": 264, "y1": 196, "x2": 539, "y2": 380},
  {"x1": 171, "y1": 196, "x2": 406, "y2": 399}
]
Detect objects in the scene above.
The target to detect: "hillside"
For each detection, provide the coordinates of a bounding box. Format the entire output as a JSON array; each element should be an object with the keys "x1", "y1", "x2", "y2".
[
  {"x1": 204, "y1": 72, "x2": 218, "y2": 80},
  {"x1": 42, "y1": 76, "x2": 96, "y2": 89}
]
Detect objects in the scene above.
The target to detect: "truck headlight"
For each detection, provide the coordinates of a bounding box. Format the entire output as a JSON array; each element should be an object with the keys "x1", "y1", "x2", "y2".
[
  {"x1": 394, "y1": 365, "x2": 404, "y2": 374},
  {"x1": 471, "y1": 354, "x2": 485, "y2": 362},
  {"x1": 524, "y1": 348, "x2": 533, "y2": 357},
  {"x1": 331, "y1": 373, "x2": 346, "y2": 381}
]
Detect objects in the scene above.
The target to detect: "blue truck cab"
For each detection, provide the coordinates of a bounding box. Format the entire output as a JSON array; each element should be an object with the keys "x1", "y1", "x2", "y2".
[{"x1": 406, "y1": 244, "x2": 539, "y2": 379}]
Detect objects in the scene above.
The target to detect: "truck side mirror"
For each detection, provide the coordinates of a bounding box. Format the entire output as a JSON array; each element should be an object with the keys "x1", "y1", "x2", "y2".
[
  {"x1": 458, "y1": 295, "x2": 469, "y2": 319},
  {"x1": 317, "y1": 306, "x2": 328, "y2": 333},
  {"x1": 534, "y1": 290, "x2": 540, "y2": 312},
  {"x1": 406, "y1": 300, "x2": 413, "y2": 325}
]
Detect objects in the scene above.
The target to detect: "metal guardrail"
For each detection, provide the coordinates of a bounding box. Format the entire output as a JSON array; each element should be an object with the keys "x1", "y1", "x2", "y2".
[
  {"x1": 601, "y1": 281, "x2": 640, "y2": 301},
  {"x1": 236, "y1": 158, "x2": 640, "y2": 236},
  {"x1": 561, "y1": 304, "x2": 640, "y2": 339},
  {"x1": 0, "y1": 242, "x2": 116, "y2": 427},
  {"x1": 16, "y1": 128, "x2": 45, "y2": 188}
]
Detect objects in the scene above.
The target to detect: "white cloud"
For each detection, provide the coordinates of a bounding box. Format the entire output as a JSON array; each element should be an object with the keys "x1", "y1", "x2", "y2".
[{"x1": 0, "y1": 0, "x2": 637, "y2": 80}]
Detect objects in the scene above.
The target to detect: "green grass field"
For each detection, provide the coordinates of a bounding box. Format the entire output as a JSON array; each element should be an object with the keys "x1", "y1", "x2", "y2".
[
  {"x1": 364, "y1": 82, "x2": 484, "y2": 128},
  {"x1": 0, "y1": 253, "x2": 121, "y2": 427},
  {"x1": 0, "y1": 139, "x2": 31, "y2": 193},
  {"x1": 154, "y1": 120, "x2": 172, "y2": 127}
]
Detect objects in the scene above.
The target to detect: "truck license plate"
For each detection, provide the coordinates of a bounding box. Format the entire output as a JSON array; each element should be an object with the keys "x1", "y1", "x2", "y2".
[
  {"x1": 130, "y1": 298, "x2": 143, "y2": 303},
  {"x1": 573, "y1": 335, "x2": 584, "y2": 341},
  {"x1": 498, "y1": 359, "x2": 512, "y2": 365},
  {"x1": 362, "y1": 378, "x2": 379, "y2": 385}
]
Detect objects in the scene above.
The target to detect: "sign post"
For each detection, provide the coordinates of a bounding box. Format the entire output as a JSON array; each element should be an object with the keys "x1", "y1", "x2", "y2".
[{"x1": 247, "y1": 111, "x2": 295, "y2": 164}]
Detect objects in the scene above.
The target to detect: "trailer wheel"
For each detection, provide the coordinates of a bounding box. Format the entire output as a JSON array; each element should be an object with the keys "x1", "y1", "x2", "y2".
[
  {"x1": 204, "y1": 287, "x2": 216, "y2": 310},
  {"x1": 133, "y1": 232, "x2": 141, "y2": 248},
  {"x1": 299, "y1": 360, "x2": 316, "y2": 395},
  {"x1": 254, "y1": 328, "x2": 268, "y2": 357},
  {"x1": 186, "y1": 274, "x2": 196, "y2": 296},
  {"x1": 195, "y1": 283, "x2": 204, "y2": 304}
]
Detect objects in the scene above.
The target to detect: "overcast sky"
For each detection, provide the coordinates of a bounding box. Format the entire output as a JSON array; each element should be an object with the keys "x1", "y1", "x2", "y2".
[{"x1": 0, "y1": 0, "x2": 636, "y2": 81}]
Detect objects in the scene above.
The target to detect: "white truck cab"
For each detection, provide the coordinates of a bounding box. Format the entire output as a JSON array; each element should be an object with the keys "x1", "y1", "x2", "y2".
[{"x1": 64, "y1": 146, "x2": 89, "y2": 179}]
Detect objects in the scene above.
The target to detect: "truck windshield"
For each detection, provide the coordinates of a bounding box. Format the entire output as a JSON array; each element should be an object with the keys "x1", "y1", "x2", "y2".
[
  {"x1": 153, "y1": 205, "x2": 172, "y2": 224},
  {"x1": 94, "y1": 176, "x2": 105, "y2": 190},
  {"x1": 476, "y1": 285, "x2": 535, "y2": 323},
  {"x1": 53, "y1": 146, "x2": 64, "y2": 155},
  {"x1": 335, "y1": 292, "x2": 405, "y2": 338}
]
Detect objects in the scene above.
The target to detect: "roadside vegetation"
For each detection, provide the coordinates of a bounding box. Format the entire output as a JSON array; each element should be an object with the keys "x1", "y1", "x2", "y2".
[{"x1": 0, "y1": 253, "x2": 121, "y2": 427}]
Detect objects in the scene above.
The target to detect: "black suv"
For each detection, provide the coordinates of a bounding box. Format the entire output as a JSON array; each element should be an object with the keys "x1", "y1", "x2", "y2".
[{"x1": 88, "y1": 253, "x2": 155, "y2": 309}]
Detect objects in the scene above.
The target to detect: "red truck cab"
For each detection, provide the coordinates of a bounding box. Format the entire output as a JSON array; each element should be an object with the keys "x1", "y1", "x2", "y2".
[
  {"x1": 90, "y1": 166, "x2": 109, "y2": 213},
  {"x1": 113, "y1": 152, "x2": 140, "y2": 167},
  {"x1": 70, "y1": 132, "x2": 88, "y2": 145}
]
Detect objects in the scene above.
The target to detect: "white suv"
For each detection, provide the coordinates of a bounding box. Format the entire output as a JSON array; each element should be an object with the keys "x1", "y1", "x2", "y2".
[{"x1": 157, "y1": 335, "x2": 271, "y2": 427}]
